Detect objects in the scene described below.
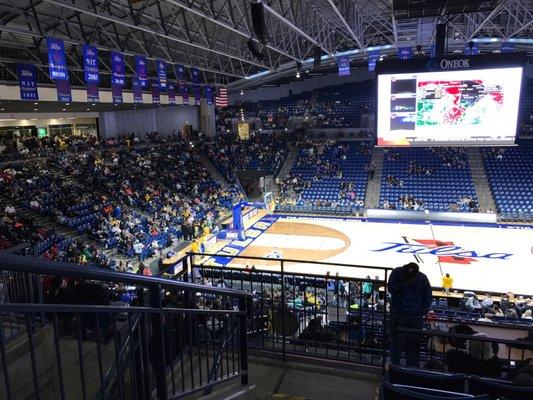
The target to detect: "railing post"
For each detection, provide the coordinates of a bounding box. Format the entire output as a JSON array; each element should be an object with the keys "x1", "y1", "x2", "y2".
[
  {"x1": 238, "y1": 296, "x2": 249, "y2": 386},
  {"x1": 382, "y1": 269, "x2": 389, "y2": 371},
  {"x1": 280, "y1": 259, "x2": 286, "y2": 361},
  {"x1": 149, "y1": 284, "x2": 168, "y2": 399}
]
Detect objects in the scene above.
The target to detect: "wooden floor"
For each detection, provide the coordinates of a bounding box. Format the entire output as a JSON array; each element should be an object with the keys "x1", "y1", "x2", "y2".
[{"x1": 232, "y1": 220, "x2": 350, "y2": 267}]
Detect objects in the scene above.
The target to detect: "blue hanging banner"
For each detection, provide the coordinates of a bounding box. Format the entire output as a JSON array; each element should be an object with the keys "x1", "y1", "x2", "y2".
[
  {"x1": 82, "y1": 45, "x2": 99, "y2": 83},
  {"x1": 17, "y1": 64, "x2": 39, "y2": 101},
  {"x1": 181, "y1": 83, "x2": 189, "y2": 105},
  {"x1": 86, "y1": 82, "x2": 99, "y2": 103},
  {"x1": 168, "y1": 83, "x2": 176, "y2": 105},
  {"x1": 501, "y1": 42, "x2": 515, "y2": 53},
  {"x1": 205, "y1": 86, "x2": 213, "y2": 105},
  {"x1": 338, "y1": 57, "x2": 350, "y2": 76},
  {"x1": 132, "y1": 76, "x2": 143, "y2": 104},
  {"x1": 112, "y1": 83, "x2": 123, "y2": 103},
  {"x1": 368, "y1": 50, "x2": 380, "y2": 72},
  {"x1": 156, "y1": 60, "x2": 167, "y2": 89},
  {"x1": 194, "y1": 84, "x2": 201, "y2": 105},
  {"x1": 110, "y1": 52, "x2": 125, "y2": 86},
  {"x1": 464, "y1": 43, "x2": 479, "y2": 55},
  {"x1": 135, "y1": 55, "x2": 147, "y2": 88},
  {"x1": 191, "y1": 68, "x2": 200, "y2": 84},
  {"x1": 151, "y1": 80, "x2": 160, "y2": 104},
  {"x1": 175, "y1": 64, "x2": 185, "y2": 81},
  {"x1": 47, "y1": 37, "x2": 69, "y2": 80},
  {"x1": 56, "y1": 80, "x2": 72, "y2": 102},
  {"x1": 397, "y1": 47, "x2": 413, "y2": 60}
]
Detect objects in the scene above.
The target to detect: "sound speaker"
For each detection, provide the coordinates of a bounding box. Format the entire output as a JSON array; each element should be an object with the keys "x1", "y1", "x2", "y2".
[
  {"x1": 313, "y1": 46, "x2": 322, "y2": 68},
  {"x1": 251, "y1": 2, "x2": 268, "y2": 43},
  {"x1": 435, "y1": 23, "x2": 446, "y2": 57},
  {"x1": 247, "y1": 39, "x2": 264, "y2": 61}
]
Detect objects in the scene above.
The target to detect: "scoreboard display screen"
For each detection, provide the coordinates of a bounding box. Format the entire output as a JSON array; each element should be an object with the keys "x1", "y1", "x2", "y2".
[{"x1": 376, "y1": 65, "x2": 523, "y2": 147}]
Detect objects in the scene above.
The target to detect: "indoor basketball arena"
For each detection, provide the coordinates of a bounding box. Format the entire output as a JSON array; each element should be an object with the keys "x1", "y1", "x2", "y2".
[{"x1": 0, "y1": 1, "x2": 532, "y2": 400}]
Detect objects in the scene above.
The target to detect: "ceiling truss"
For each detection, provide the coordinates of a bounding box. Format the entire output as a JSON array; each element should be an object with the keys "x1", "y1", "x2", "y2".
[{"x1": 0, "y1": 0, "x2": 530, "y2": 88}]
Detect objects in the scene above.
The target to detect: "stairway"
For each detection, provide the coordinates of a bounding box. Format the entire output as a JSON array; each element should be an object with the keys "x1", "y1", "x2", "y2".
[
  {"x1": 276, "y1": 146, "x2": 299, "y2": 181},
  {"x1": 363, "y1": 147, "x2": 384, "y2": 210},
  {"x1": 200, "y1": 154, "x2": 231, "y2": 190},
  {"x1": 467, "y1": 148, "x2": 497, "y2": 214},
  {"x1": 309, "y1": 90, "x2": 320, "y2": 109},
  {"x1": 273, "y1": 146, "x2": 299, "y2": 201}
]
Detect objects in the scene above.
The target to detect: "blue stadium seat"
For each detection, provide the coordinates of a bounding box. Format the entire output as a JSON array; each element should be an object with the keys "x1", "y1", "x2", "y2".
[{"x1": 388, "y1": 364, "x2": 465, "y2": 392}]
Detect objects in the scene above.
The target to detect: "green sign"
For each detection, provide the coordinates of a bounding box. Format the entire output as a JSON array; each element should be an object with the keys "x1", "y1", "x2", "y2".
[{"x1": 37, "y1": 127, "x2": 47, "y2": 138}]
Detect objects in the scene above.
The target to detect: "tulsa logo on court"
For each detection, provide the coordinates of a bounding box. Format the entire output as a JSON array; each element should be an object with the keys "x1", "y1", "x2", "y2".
[{"x1": 373, "y1": 238, "x2": 513, "y2": 264}]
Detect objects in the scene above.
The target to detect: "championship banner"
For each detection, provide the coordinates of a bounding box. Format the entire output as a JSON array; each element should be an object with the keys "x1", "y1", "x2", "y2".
[
  {"x1": 338, "y1": 57, "x2": 350, "y2": 76},
  {"x1": 397, "y1": 47, "x2": 413, "y2": 60},
  {"x1": 135, "y1": 55, "x2": 147, "y2": 87},
  {"x1": 193, "y1": 84, "x2": 201, "y2": 105},
  {"x1": 86, "y1": 82, "x2": 99, "y2": 103},
  {"x1": 17, "y1": 64, "x2": 38, "y2": 101},
  {"x1": 368, "y1": 50, "x2": 380, "y2": 72},
  {"x1": 47, "y1": 37, "x2": 69, "y2": 80},
  {"x1": 205, "y1": 85, "x2": 213, "y2": 105},
  {"x1": 56, "y1": 80, "x2": 72, "y2": 102},
  {"x1": 132, "y1": 76, "x2": 143, "y2": 103},
  {"x1": 191, "y1": 67, "x2": 200, "y2": 84},
  {"x1": 464, "y1": 43, "x2": 479, "y2": 55},
  {"x1": 168, "y1": 82, "x2": 176, "y2": 105},
  {"x1": 156, "y1": 60, "x2": 167, "y2": 89},
  {"x1": 501, "y1": 42, "x2": 515, "y2": 53},
  {"x1": 110, "y1": 52, "x2": 125, "y2": 86},
  {"x1": 175, "y1": 64, "x2": 185, "y2": 81},
  {"x1": 151, "y1": 80, "x2": 160, "y2": 104},
  {"x1": 82, "y1": 45, "x2": 99, "y2": 83},
  {"x1": 180, "y1": 83, "x2": 189, "y2": 105},
  {"x1": 112, "y1": 83, "x2": 123, "y2": 103}
]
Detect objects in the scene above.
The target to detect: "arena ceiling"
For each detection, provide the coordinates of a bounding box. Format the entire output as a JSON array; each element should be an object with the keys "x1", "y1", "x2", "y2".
[{"x1": 0, "y1": 0, "x2": 531, "y2": 91}]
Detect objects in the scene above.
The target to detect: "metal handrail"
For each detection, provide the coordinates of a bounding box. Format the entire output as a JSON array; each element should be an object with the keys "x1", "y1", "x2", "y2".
[
  {"x1": 397, "y1": 327, "x2": 533, "y2": 347},
  {"x1": 0, "y1": 303, "x2": 246, "y2": 315},
  {"x1": 188, "y1": 252, "x2": 394, "y2": 272},
  {"x1": 195, "y1": 262, "x2": 388, "y2": 284},
  {"x1": 0, "y1": 252, "x2": 251, "y2": 298}
]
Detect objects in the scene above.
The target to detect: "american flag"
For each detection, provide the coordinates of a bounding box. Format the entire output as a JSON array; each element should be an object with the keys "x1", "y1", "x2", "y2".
[{"x1": 215, "y1": 87, "x2": 228, "y2": 108}]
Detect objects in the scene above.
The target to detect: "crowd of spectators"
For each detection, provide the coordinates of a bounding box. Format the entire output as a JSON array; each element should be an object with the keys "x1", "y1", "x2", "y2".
[
  {"x1": 0, "y1": 134, "x2": 98, "y2": 158},
  {"x1": 0, "y1": 134, "x2": 243, "y2": 274},
  {"x1": 276, "y1": 139, "x2": 368, "y2": 210},
  {"x1": 379, "y1": 147, "x2": 478, "y2": 212},
  {"x1": 205, "y1": 131, "x2": 291, "y2": 183}
]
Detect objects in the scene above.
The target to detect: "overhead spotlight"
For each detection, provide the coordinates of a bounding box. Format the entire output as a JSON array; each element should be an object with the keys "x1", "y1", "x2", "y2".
[
  {"x1": 240, "y1": 90, "x2": 244, "y2": 95},
  {"x1": 295, "y1": 60, "x2": 302, "y2": 78}
]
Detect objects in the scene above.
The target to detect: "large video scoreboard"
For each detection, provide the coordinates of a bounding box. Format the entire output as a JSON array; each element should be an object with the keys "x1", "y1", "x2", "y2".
[{"x1": 376, "y1": 54, "x2": 525, "y2": 147}]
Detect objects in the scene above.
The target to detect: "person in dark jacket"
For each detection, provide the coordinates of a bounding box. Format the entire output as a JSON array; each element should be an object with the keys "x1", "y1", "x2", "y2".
[{"x1": 388, "y1": 262, "x2": 432, "y2": 367}]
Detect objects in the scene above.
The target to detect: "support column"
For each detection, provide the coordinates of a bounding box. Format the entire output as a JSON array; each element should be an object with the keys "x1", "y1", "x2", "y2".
[{"x1": 199, "y1": 100, "x2": 216, "y2": 137}]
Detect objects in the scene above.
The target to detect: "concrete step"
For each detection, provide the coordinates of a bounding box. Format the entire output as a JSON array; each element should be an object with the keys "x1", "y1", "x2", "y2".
[
  {"x1": 467, "y1": 148, "x2": 497, "y2": 214},
  {"x1": 200, "y1": 154, "x2": 231, "y2": 189},
  {"x1": 364, "y1": 147, "x2": 384, "y2": 210}
]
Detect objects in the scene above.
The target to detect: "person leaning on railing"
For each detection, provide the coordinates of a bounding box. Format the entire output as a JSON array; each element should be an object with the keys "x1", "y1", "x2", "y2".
[{"x1": 388, "y1": 262, "x2": 432, "y2": 368}]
